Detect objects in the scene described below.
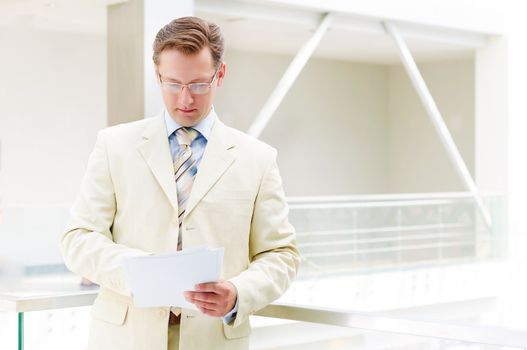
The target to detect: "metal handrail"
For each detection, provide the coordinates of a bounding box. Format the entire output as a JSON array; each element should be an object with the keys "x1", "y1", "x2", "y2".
[
  {"x1": 298, "y1": 232, "x2": 474, "y2": 248},
  {"x1": 287, "y1": 191, "x2": 505, "y2": 204},
  {"x1": 303, "y1": 241, "x2": 475, "y2": 258},
  {"x1": 254, "y1": 302, "x2": 527, "y2": 349},
  {"x1": 289, "y1": 199, "x2": 468, "y2": 209},
  {"x1": 297, "y1": 223, "x2": 470, "y2": 238}
]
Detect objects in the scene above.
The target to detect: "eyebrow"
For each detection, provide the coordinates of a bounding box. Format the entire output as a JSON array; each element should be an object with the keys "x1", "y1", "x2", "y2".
[{"x1": 161, "y1": 75, "x2": 210, "y2": 84}]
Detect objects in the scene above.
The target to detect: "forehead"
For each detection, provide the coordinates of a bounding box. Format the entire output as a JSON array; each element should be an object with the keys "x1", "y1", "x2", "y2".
[{"x1": 157, "y1": 47, "x2": 215, "y2": 77}]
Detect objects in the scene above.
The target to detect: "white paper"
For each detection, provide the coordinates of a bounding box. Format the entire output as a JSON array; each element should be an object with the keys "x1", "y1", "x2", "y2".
[{"x1": 123, "y1": 247, "x2": 224, "y2": 309}]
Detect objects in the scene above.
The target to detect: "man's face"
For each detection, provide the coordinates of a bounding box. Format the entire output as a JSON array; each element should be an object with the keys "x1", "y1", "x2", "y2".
[{"x1": 156, "y1": 47, "x2": 225, "y2": 127}]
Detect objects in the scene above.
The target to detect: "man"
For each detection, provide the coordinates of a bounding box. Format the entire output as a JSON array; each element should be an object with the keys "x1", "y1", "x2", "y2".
[{"x1": 61, "y1": 16, "x2": 299, "y2": 350}]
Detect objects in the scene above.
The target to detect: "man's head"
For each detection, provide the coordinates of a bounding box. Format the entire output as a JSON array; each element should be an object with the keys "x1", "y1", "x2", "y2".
[{"x1": 153, "y1": 16, "x2": 225, "y2": 127}]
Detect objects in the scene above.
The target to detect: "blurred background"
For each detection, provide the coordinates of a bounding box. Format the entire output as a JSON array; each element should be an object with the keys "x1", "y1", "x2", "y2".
[{"x1": 1, "y1": 0, "x2": 527, "y2": 349}]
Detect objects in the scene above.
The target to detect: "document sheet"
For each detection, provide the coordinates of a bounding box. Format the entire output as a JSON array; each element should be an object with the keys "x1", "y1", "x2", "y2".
[{"x1": 123, "y1": 247, "x2": 224, "y2": 309}]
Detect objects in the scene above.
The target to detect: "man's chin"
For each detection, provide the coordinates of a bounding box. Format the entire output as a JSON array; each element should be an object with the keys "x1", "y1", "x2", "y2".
[{"x1": 172, "y1": 112, "x2": 201, "y2": 127}]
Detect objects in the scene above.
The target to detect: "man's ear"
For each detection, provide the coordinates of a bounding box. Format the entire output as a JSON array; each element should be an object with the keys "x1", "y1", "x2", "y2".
[{"x1": 216, "y1": 62, "x2": 226, "y2": 87}]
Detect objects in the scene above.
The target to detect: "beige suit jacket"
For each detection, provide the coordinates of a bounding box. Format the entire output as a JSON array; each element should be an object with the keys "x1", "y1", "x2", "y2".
[{"x1": 60, "y1": 114, "x2": 300, "y2": 350}]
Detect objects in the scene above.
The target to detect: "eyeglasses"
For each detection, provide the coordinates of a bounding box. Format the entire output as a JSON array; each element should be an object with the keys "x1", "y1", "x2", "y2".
[{"x1": 158, "y1": 66, "x2": 220, "y2": 95}]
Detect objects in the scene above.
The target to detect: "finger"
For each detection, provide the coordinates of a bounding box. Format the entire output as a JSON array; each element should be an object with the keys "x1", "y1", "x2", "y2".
[
  {"x1": 195, "y1": 282, "x2": 221, "y2": 293},
  {"x1": 196, "y1": 304, "x2": 221, "y2": 317},
  {"x1": 193, "y1": 299, "x2": 219, "y2": 311},
  {"x1": 185, "y1": 292, "x2": 220, "y2": 304}
]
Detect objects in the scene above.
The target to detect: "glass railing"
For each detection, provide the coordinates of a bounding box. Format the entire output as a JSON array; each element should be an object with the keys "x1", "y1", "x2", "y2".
[
  {"x1": 288, "y1": 192, "x2": 507, "y2": 278},
  {"x1": 0, "y1": 192, "x2": 507, "y2": 275},
  {"x1": 0, "y1": 192, "x2": 516, "y2": 350}
]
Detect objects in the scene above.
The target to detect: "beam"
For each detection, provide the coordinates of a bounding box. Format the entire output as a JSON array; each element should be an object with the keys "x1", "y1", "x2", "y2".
[
  {"x1": 383, "y1": 21, "x2": 492, "y2": 230},
  {"x1": 247, "y1": 12, "x2": 333, "y2": 138}
]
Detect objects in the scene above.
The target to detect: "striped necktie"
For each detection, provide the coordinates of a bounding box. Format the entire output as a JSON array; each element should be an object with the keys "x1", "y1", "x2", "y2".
[{"x1": 174, "y1": 127, "x2": 199, "y2": 250}]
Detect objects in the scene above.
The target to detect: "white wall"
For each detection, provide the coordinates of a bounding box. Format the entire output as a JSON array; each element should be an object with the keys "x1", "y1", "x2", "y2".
[
  {"x1": 216, "y1": 50, "x2": 476, "y2": 196},
  {"x1": 0, "y1": 24, "x2": 106, "y2": 264},
  {"x1": 216, "y1": 50, "x2": 390, "y2": 196},
  {"x1": 387, "y1": 59, "x2": 475, "y2": 193},
  {"x1": 0, "y1": 25, "x2": 106, "y2": 207}
]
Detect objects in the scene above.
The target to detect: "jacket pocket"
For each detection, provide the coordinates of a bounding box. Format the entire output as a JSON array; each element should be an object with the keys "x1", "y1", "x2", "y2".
[
  {"x1": 223, "y1": 319, "x2": 251, "y2": 339},
  {"x1": 91, "y1": 296, "x2": 129, "y2": 326}
]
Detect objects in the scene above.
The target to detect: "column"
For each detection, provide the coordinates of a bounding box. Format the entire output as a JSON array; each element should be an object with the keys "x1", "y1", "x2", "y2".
[{"x1": 107, "y1": 0, "x2": 193, "y2": 126}]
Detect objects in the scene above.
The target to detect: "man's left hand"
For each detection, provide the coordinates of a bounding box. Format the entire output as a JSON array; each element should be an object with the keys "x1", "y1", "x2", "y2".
[{"x1": 184, "y1": 281, "x2": 237, "y2": 317}]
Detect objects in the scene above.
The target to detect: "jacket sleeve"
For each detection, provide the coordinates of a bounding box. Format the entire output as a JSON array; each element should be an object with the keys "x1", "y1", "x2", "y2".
[
  {"x1": 60, "y1": 130, "x2": 149, "y2": 296},
  {"x1": 228, "y1": 149, "x2": 300, "y2": 327}
]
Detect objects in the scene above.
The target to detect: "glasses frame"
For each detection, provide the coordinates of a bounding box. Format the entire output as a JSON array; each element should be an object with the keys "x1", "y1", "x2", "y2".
[{"x1": 158, "y1": 65, "x2": 221, "y2": 95}]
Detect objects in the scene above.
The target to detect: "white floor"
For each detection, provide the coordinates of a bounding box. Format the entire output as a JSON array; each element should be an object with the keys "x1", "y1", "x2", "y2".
[{"x1": 1, "y1": 261, "x2": 524, "y2": 350}]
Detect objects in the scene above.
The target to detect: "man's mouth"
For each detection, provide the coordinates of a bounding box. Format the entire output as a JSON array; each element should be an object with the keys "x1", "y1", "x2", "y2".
[{"x1": 178, "y1": 108, "x2": 196, "y2": 113}]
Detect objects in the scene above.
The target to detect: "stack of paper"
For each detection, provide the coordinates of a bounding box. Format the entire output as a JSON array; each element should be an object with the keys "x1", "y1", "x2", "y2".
[{"x1": 123, "y1": 247, "x2": 224, "y2": 309}]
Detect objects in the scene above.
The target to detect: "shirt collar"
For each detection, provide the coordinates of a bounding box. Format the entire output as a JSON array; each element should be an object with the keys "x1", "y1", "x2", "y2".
[{"x1": 164, "y1": 106, "x2": 216, "y2": 141}]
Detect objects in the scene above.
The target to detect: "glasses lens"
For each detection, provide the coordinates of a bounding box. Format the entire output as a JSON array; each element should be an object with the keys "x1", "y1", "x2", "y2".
[
  {"x1": 188, "y1": 83, "x2": 210, "y2": 94},
  {"x1": 163, "y1": 82, "x2": 182, "y2": 92}
]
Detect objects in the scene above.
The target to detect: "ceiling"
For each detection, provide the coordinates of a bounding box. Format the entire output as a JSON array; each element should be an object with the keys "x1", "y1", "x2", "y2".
[
  {"x1": 0, "y1": 0, "x2": 490, "y2": 63},
  {"x1": 195, "y1": 0, "x2": 488, "y2": 64},
  {"x1": 0, "y1": 0, "x2": 121, "y2": 34}
]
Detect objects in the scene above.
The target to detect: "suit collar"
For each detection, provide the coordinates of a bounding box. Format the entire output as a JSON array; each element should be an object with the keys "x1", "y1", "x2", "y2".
[
  {"x1": 183, "y1": 118, "x2": 237, "y2": 217},
  {"x1": 138, "y1": 114, "x2": 179, "y2": 211},
  {"x1": 137, "y1": 113, "x2": 237, "y2": 215}
]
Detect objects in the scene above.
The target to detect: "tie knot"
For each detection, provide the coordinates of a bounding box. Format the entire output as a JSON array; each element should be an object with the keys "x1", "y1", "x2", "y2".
[{"x1": 175, "y1": 127, "x2": 199, "y2": 146}]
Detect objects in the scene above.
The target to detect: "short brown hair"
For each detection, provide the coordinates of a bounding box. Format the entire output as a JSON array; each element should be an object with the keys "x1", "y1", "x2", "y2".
[{"x1": 153, "y1": 16, "x2": 224, "y2": 68}]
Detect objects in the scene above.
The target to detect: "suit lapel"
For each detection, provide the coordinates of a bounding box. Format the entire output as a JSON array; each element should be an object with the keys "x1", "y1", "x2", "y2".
[
  {"x1": 137, "y1": 115, "x2": 179, "y2": 212},
  {"x1": 184, "y1": 118, "x2": 236, "y2": 218}
]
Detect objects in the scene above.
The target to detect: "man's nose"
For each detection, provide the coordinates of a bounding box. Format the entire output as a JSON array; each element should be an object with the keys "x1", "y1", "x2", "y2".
[{"x1": 180, "y1": 86, "x2": 194, "y2": 105}]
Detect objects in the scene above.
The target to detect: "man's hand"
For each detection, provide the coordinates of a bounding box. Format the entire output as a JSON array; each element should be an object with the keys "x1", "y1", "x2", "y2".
[{"x1": 184, "y1": 280, "x2": 237, "y2": 317}]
